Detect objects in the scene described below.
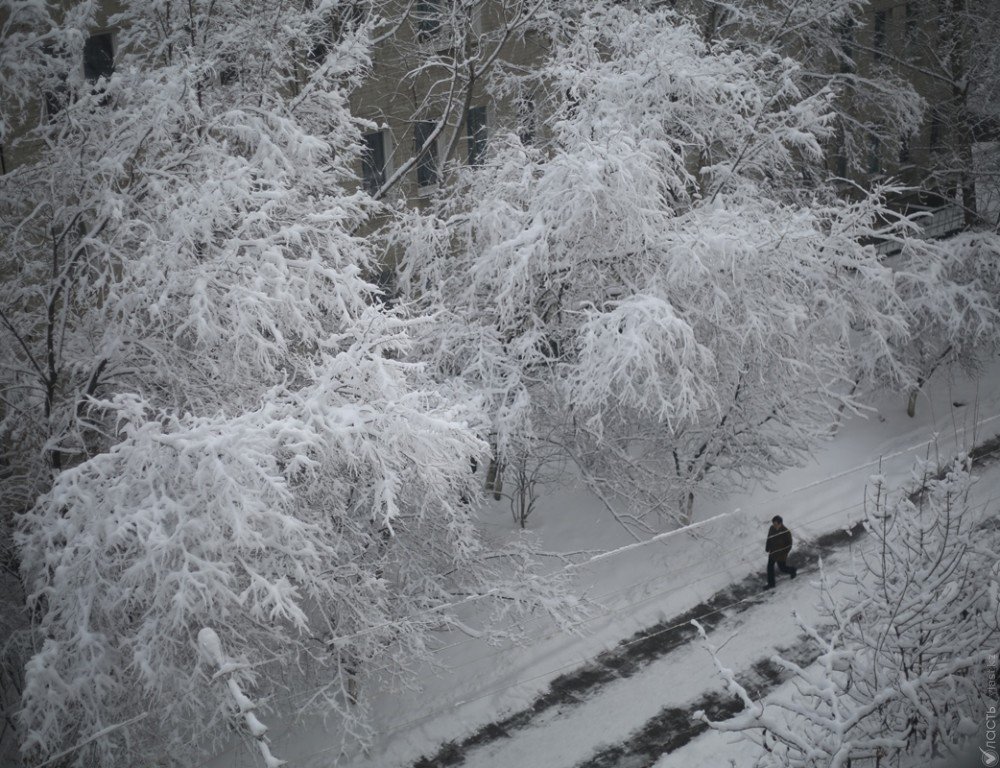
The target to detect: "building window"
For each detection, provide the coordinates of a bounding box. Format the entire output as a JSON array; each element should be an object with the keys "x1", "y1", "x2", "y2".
[
  {"x1": 834, "y1": 130, "x2": 848, "y2": 178},
  {"x1": 929, "y1": 115, "x2": 943, "y2": 152},
  {"x1": 873, "y1": 10, "x2": 887, "y2": 62},
  {"x1": 44, "y1": 88, "x2": 66, "y2": 119},
  {"x1": 333, "y1": 2, "x2": 367, "y2": 41},
  {"x1": 373, "y1": 267, "x2": 398, "y2": 307},
  {"x1": 361, "y1": 130, "x2": 388, "y2": 195},
  {"x1": 308, "y1": 35, "x2": 330, "y2": 65},
  {"x1": 416, "y1": 0, "x2": 443, "y2": 40},
  {"x1": 517, "y1": 98, "x2": 536, "y2": 146},
  {"x1": 837, "y1": 18, "x2": 855, "y2": 73},
  {"x1": 414, "y1": 120, "x2": 439, "y2": 188},
  {"x1": 867, "y1": 133, "x2": 882, "y2": 175},
  {"x1": 219, "y1": 64, "x2": 239, "y2": 86},
  {"x1": 40, "y1": 41, "x2": 67, "y2": 118},
  {"x1": 936, "y1": 0, "x2": 951, "y2": 45},
  {"x1": 836, "y1": 152, "x2": 848, "y2": 179},
  {"x1": 904, "y1": 2, "x2": 918, "y2": 52},
  {"x1": 310, "y1": 4, "x2": 367, "y2": 64},
  {"x1": 466, "y1": 106, "x2": 487, "y2": 166},
  {"x1": 83, "y1": 33, "x2": 114, "y2": 82}
]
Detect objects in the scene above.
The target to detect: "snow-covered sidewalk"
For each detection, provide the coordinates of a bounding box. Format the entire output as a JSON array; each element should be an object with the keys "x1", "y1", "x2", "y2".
[{"x1": 660, "y1": 456, "x2": 1000, "y2": 768}]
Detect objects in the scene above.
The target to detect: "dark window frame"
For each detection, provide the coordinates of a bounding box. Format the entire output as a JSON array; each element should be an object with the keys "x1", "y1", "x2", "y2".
[
  {"x1": 83, "y1": 32, "x2": 114, "y2": 83},
  {"x1": 873, "y1": 10, "x2": 887, "y2": 62},
  {"x1": 466, "y1": 105, "x2": 487, "y2": 166},
  {"x1": 219, "y1": 64, "x2": 240, "y2": 86},
  {"x1": 414, "y1": 120, "x2": 439, "y2": 188},
  {"x1": 415, "y1": 0, "x2": 443, "y2": 40},
  {"x1": 929, "y1": 114, "x2": 943, "y2": 153},
  {"x1": 898, "y1": 132, "x2": 911, "y2": 164},
  {"x1": 361, "y1": 130, "x2": 388, "y2": 195},
  {"x1": 867, "y1": 132, "x2": 882, "y2": 175},
  {"x1": 904, "y1": 2, "x2": 919, "y2": 51},
  {"x1": 837, "y1": 18, "x2": 856, "y2": 73},
  {"x1": 517, "y1": 98, "x2": 536, "y2": 146}
]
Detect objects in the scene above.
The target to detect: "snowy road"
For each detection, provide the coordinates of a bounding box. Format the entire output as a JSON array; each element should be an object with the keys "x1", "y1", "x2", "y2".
[
  {"x1": 405, "y1": 443, "x2": 1000, "y2": 768},
  {"x1": 409, "y1": 528, "x2": 861, "y2": 768}
]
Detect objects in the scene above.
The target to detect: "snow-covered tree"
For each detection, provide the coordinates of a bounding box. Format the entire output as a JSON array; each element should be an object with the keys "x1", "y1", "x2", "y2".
[
  {"x1": 390, "y1": 2, "x2": 946, "y2": 530},
  {"x1": 699, "y1": 0, "x2": 1000, "y2": 414},
  {"x1": 0, "y1": 1, "x2": 55, "y2": 162},
  {"x1": 696, "y1": 456, "x2": 1000, "y2": 766},
  {"x1": 891, "y1": 231, "x2": 1000, "y2": 417},
  {"x1": 885, "y1": 0, "x2": 1000, "y2": 228},
  {"x1": 353, "y1": 0, "x2": 554, "y2": 202},
  {"x1": 0, "y1": 2, "x2": 578, "y2": 765},
  {"x1": 695, "y1": 0, "x2": 924, "y2": 181}
]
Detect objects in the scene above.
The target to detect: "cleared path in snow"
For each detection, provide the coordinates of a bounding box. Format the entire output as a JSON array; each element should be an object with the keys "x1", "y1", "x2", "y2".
[{"x1": 408, "y1": 525, "x2": 860, "y2": 768}]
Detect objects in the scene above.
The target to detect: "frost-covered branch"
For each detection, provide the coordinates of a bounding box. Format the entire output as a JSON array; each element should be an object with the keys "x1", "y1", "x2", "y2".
[{"x1": 697, "y1": 458, "x2": 999, "y2": 766}]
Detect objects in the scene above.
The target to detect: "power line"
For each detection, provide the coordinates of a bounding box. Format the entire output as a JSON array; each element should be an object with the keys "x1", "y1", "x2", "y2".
[
  {"x1": 252, "y1": 496, "x2": 864, "y2": 712},
  {"x1": 417, "y1": 432, "x2": 1000, "y2": 664},
  {"x1": 206, "y1": 438, "x2": 1000, "y2": 761},
  {"x1": 226, "y1": 431, "x2": 1000, "y2": 695},
  {"x1": 250, "y1": 487, "x2": 1000, "y2": 768},
  {"x1": 33, "y1": 713, "x2": 150, "y2": 768},
  {"x1": 373, "y1": 494, "x2": 870, "y2": 670}
]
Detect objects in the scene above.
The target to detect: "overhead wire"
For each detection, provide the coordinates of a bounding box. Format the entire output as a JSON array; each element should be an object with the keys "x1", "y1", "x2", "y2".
[
  {"x1": 228, "y1": 432, "x2": 1000, "y2": 695},
  {"x1": 358, "y1": 494, "x2": 868, "y2": 670},
  {"x1": 424, "y1": 421, "x2": 1000, "y2": 659}
]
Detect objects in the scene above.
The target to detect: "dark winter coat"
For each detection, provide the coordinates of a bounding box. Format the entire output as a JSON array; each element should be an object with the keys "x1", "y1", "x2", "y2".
[{"x1": 765, "y1": 524, "x2": 792, "y2": 562}]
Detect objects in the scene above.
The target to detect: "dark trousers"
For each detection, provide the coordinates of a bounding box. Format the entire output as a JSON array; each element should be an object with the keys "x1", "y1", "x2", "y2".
[{"x1": 767, "y1": 556, "x2": 796, "y2": 587}]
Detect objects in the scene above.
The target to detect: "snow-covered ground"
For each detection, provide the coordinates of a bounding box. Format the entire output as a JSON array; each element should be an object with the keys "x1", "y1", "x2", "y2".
[{"x1": 206, "y1": 356, "x2": 1000, "y2": 768}]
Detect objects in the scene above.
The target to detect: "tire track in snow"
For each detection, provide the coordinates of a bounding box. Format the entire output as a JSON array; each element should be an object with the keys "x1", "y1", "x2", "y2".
[
  {"x1": 572, "y1": 639, "x2": 821, "y2": 768},
  {"x1": 411, "y1": 524, "x2": 864, "y2": 768}
]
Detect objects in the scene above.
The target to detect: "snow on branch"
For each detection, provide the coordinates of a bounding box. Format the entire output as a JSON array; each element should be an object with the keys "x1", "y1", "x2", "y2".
[
  {"x1": 696, "y1": 458, "x2": 999, "y2": 766},
  {"x1": 198, "y1": 628, "x2": 284, "y2": 768}
]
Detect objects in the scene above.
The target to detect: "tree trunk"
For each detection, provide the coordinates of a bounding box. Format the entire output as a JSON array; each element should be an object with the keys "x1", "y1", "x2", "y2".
[
  {"x1": 681, "y1": 490, "x2": 695, "y2": 526},
  {"x1": 948, "y1": 0, "x2": 980, "y2": 228},
  {"x1": 486, "y1": 457, "x2": 503, "y2": 501},
  {"x1": 958, "y1": 135, "x2": 980, "y2": 229}
]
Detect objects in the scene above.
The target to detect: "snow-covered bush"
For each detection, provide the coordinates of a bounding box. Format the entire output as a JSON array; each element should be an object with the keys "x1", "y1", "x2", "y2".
[
  {"x1": 0, "y1": 2, "x2": 579, "y2": 764},
  {"x1": 697, "y1": 457, "x2": 1000, "y2": 766}
]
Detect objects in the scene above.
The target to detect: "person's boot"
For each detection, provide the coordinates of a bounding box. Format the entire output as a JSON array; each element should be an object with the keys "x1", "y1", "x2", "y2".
[
  {"x1": 765, "y1": 583, "x2": 775, "y2": 590},
  {"x1": 790, "y1": 567, "x2": 797, "y2": 579}
]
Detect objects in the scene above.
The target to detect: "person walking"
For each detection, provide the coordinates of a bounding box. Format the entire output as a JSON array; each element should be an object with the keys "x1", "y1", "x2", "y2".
[{"x1": 765, "y1": 515, "x2": 797, "y2": 589}]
